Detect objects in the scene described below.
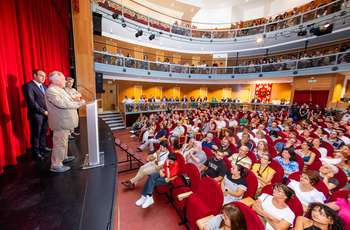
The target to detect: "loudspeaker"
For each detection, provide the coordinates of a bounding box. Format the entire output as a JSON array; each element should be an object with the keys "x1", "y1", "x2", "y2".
[
  {"x1": 93, "y1": 12, "x2": 102, "y2": 36},
  {"x1": 96, "y1": 72, "x2": 103, "y2": 93}
]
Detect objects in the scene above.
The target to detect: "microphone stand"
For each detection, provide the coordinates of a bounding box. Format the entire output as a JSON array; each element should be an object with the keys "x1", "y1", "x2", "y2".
[{"x1": 77, "y1": 85, "x2": 96, "y2": 101}]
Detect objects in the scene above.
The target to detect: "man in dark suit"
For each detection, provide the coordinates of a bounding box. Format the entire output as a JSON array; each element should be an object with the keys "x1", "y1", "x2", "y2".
[
  {"x1": 22, "y1": 69, "x2": 51, "y2": 161},
  {"x1": 251, "y1": 95, "x2": 261, "y2": 103},
  {"x1": 181, "y1": 95, "x2": 188, "y2": 109}
]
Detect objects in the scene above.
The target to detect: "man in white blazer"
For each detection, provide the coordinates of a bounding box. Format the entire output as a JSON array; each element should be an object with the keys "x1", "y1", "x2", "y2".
[{"x1": 45, "y1": 71, "x2": 85, "y2": 173}]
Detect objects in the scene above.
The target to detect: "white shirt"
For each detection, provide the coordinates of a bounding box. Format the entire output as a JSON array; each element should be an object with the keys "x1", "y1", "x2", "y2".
[
  {"x1": 316, "y1": 147, "x2": 328, "y2": 158},
  {"x1": 229, "y1": 120, "x2": 238, "y2": 126},
  {"x1": 253, "y1": 138, "x2": 267, "y2": 145},
  {"x1": 340, "y1": 135, "x2": 350, "y2": 144},
  {"x1": 271, "y1": 100, "x2": 280, "y2": 105},
  {"x1": 32, "y1": 80, "x2": 43, "y2": 90},
  {"x1": 252, "y1": 129, "x2": 267, "y2": 134},
  {"x1": 217, "y1": 120, "x2": 226, "y2": 129},
  {"x1": 122, "y1": 98, "x2": 132, "y2": 104},
  {"x1": 259, "y1": 194, "x2": 295, "y2": 230},
  {"x1": 153, "y1": 150, "x2": 169, "y2": 166},
  {"x1": 287, "y1": 180, "x2": 326, "y2": 207}
]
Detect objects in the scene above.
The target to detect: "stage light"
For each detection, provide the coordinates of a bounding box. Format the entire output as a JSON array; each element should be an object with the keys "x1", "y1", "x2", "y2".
[
  {"x1": 297, "y1": 31, "x2": 307, "y2": 36},
  {"x1": 149, "y1": 34, "x2": 155, "y2": 41},
  {"x1": 256, "y1": 37, "x2": 263, "y2": 43},
  {"x1": 112, "y1": 12, "x2": 119, "y2": 19},
  {"x1": 135, "y1": 30, "x2": 143, "y2": 38},
  {"x1": 122, "y1": 23, "x2": 126, "y2": 28},
  {"x1": 323, "y1": 23, "x2": 331, "y2": 28}
]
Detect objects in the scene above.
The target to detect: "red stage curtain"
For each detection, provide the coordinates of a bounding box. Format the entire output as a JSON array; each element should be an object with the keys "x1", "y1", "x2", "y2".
[
  {"x1": 0, "y1": 0, "x2": 70, "y2": 174},
  {"x1": 311, "y1": 91, "x2": 329, "y2": 109},
  {"x1": 293, "y1": 91, "x2": 311, "y2": 105}
]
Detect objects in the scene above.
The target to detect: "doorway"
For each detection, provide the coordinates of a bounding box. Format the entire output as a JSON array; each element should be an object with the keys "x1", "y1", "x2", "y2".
[{"x1": 241, "y1": 88, "x2": 251, "y2": 103}]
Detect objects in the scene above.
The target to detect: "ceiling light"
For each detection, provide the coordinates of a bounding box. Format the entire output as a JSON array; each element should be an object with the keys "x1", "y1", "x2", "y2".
[
  {"x1": 256, "y1": 37, "x2": 263, "y2": 43},
  {"x1": 246, "y1": 0, "x2": 248, "y2": 2},
  {"x1": 323, "y1": 23, "x2": 331, "y2": 28},
  {"x1": 172, "y1": 3, "x2": 174, "y2": 6},
  {"x1": 191, "y1": 9, "x2": 193, "y2": 11},
  {"x1": 222, "y1": 3, "x2": 224, "y2": 6}
]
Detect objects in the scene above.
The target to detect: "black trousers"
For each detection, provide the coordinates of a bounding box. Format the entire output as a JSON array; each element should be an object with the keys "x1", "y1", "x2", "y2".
[{"x1": 28, "y1": 116, "x2": 49, "y2": 155}]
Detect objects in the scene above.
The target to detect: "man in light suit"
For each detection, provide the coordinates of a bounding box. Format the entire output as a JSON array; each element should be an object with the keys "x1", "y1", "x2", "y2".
[
  {"x1": 22, "y1": 69, "x2": 51, "y2": 161},
  {"x1": 45, "y1": 71, "x2": 85, "y2": 173}
]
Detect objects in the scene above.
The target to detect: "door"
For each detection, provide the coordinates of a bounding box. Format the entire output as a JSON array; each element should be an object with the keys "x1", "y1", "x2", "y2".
[
  {"x1": 102, "y1": 81, "x2": 116, "y2": 111},
  {"x1": 173, "y1": 87, "x2": 180, "y2": 98},
  {"x1": 223, "y1": 88, "x2": 231, "y2": 98},
  {"x1": 200, "y1": 87, "x2": 208, "y2": 97},
  {"x1": 240, "y1": 88, "x2": 251, "y2": 103},
  {"x1": 155, "y1": 86, "x2": 162, "y2": 99},
  {"x1": 134, "y1": 85, "x2": 142, "y2": 101}
]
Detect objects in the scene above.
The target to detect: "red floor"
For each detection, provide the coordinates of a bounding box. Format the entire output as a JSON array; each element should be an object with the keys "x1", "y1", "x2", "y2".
[{"x1": 113, "y1": 129, "x2": 188, "y2": 230}]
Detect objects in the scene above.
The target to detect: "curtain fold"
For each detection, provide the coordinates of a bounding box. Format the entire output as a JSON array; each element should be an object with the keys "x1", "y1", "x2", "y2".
[
  {"x1": 0, "y1": 0, "x2": 70, "y2": 174},
  {"x1": 311, "y1": 91, "x2": 329, "y2": 109},
  {"x1": 293, "y1": 91, "x2": 311, "y2": 105}
]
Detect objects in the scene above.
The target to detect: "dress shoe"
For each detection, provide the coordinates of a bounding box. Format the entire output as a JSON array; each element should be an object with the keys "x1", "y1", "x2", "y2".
[
  {"x1": 122, "y1": 181, "x2": 135, "y2": 189},
  {"x1": 50, "y1": 165, "x2": 70, "y2": 173},
  {"x1": 148, "y1": 151, "x2": 155, "y2": 155},
  {"x1": 136, "y1": 147, "x2": 142, "y2": 152},
  {"x1": 62, "y1": 156, "x2": 75, "y2": 163},
  {"x1": 33, "y1": 153, "x2": 44, "y2": 161},
  {"x1": 71, "y1": 132, "x2": 80, "y2": 136},
  {"x1": 41, "y1": 147, "x2": 52, "y2": 152},
  {"x1": 69, "y1": 135, "x2": 75, "y2": 140}
]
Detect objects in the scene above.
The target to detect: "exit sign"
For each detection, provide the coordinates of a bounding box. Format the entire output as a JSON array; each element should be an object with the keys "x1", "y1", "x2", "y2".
[
  {"x1": 308, "y1": 80, "x2": 316, "y2": 83},
  {"x1": 107, "y1": 81, "x2": 113, "y2": 84}
]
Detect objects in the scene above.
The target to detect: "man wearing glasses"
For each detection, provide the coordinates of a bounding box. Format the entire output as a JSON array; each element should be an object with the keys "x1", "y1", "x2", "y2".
[
  {"x1": 274, "y1": 137, "x2": 297, "y2": 152},
  {"x1": 22, "y1": 69, "x2": 52, "y2": 161},
  {"x1": 322, "y1": 131, "x2": 345, "y2": 150},
  {"x1": 337, "y1": 129, "x2": 350, "y2": 144}
]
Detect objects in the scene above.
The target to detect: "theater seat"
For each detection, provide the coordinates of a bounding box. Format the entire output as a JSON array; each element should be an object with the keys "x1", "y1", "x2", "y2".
[
  {"x1": 247, "y1": 150, "x2": 257, "y2": 167},
  {"x1": 322, "y1": 141, "x2": 334, "y2": 157},
  {"x1": 328, "y1": 190, "x2": 349, "y2": 202},
  {"x1": 202, "y1": 147, "x2": 214, "y2": 159},
  {"x1": 242, "y1": 168, "x2": 258, "y2": 199},
  {"x1": 229, "y1": 202, "x2": 265, "y2": 230},
  {"x1": 186, "y1": 177, "x2": 223, "y2": 230},
  {"x1": 212, "y1": 136, "x2": 221, "y2": 146},
  {"x1": 174, "y1": 125, "x2": 187, "y2": 147},
  {"x1": 267, "y1": 144, "x2": 278, "y2": 158}
]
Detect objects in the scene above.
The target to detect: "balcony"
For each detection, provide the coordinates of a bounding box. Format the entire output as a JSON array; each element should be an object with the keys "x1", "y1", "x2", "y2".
[{"x1": 93, "y1": 50, "x2": 350, "y2": 82}]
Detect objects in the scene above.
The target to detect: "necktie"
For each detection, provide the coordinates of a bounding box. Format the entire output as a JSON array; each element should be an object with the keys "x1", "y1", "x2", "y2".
[{"x1": 40, "y1": 85, "x2": 45, "y2": 95}]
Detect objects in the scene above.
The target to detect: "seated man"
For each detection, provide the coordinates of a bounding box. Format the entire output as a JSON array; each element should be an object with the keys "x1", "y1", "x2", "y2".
[
  {"x1": 216, "y1": 115, "x2": 227, "y2": 137},
  {"x1": 185, "y1": 141, "x2": 207, "y2": 168},
  {"x1": 201, "y1": 133, "x2": 217, "y2": 151},
  {"x1": 236, "y1": 133, "x2": 254, "y2": 151},
  {"x1": 213, "y1": 139, "x2": 232, "y2": 157},
  {"x1": 228, "y1": 146, "x2": 252, "y2": 169},
  {"x1": 322, "y1": 131, "x2": 345, "y2": 150},
  {"x1": 337, "y1": 129, "x2": 350, "y2": 144},
  {"x1": 136, "y1": 123, "x2": 167, "y2": 154},
  {"x1": 135, "y1": 152, "x2": 179, "y2": 208},
  {"x1": 122, "y1": 141, "x2": 169, "y2": 189},
  {"x1": 169, "y1": 121, "x2": 185, "y2": 149},
  {"x1": 266, "y1": 121, "x2": 279, "y2": 131},
  {"x1": 274, "y1": 137, "x2": 297, "y2": 152},
  {"x1": 324, "y1": 122, "x2": 336, "y2": 134},
  {"x1": 252, "y1": 124, "x2": 266, "y2": 135},
  {"x1": 199, "y1": 146, "x2": 227, "y2": 183},
  {"x1": 236, "y1": 127, "x2": 250, "y2": 139}
]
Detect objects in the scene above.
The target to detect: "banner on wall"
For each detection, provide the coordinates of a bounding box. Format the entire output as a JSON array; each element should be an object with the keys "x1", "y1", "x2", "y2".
[{"x1": 255, "y1": 84, "x2": 273, "y2": 102}]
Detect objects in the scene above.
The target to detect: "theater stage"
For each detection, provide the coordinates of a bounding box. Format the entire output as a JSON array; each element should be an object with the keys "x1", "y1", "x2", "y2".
[{"x1": 0, "y1": 118, "x2": 118, "y2": 230}]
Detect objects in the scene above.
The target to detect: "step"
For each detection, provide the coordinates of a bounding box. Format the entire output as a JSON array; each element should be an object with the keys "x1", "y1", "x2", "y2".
[
  {"x1": 99, "y1": 113, "x2": 122, "y2": 118},
  {"x1": 106, "y1": 121, "x2": 124, "y2": 125},
  {"x1": 101, "y1": 117, "x2": 123, "y2": 121},
  {"x1": 111, "y1": 126, "x2": 125, "y2": 131}
]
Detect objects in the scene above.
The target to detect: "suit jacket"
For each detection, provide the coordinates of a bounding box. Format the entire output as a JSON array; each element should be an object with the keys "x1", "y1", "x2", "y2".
[
  {"x1": 22, "y1": 80, "x2": 48, "y2": 117},
  {"x1": 251, "y1": 99, "x2": 261, "y2": 103},
  {"x1": 148, "y1": 98, "x2": 155, "y2": 102},
  {"x1": 181, "y1": 98, "x2": 188, "y2": 102},
  {"x1": 197, "y1": 98, "x2": 202, "y2": 102},
  {"x1": 161, "y1": 98, "x2": 168, "y2": 102},
  {"x1": 45, "y1": 84, "x2": 80, "y2": 131},
  {"x1": 168, "y1": 98, "x2": 174, "y2": 102}
]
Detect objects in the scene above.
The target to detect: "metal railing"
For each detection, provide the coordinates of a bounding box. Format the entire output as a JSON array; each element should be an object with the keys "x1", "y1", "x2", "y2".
[
  {"x1": 93, "y1": 50, "x2": 350, "y2": 75},
  {"x1": 123, "y1": 101, "x2": 290, "y2": 115},
  {"x1": 91, "y1": 0, "x2": 348, "y2": 41}
]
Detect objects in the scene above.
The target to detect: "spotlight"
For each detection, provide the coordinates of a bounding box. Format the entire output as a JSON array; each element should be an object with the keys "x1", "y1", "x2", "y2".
[
  {"x1": 112, "y1": 12, "x2": 119, "y2": 19},
  {"x1": 332, "y1": 66, "x2": 339, "y2": 71},
  {"x1": 259, "y1": 74, "x2": 263, "y2": 77},
  {"x1": 135, "y1": 30, "x2": 143, "y2": 38},
  {"x1": 149, "y1": 34, "x2": 155, "y2": 41},
  {"x1": 313, "y1": 23, "x2": 333, "y2": 36},
  {"x1": 256, "y1": 37, "x2": 263, "y2": 43},
  {"x1": 122, "y1": 23, "x2": 126, "y2": 28},
  {"x1": 323, "y1": 23, "x2": 331, "y2": 28},
  {"x1": 309, "y1": 28, "x2": 315, "y2": 33},
  {"x1": 298, "y1": 31, "x2": 307, "y2": 36}
]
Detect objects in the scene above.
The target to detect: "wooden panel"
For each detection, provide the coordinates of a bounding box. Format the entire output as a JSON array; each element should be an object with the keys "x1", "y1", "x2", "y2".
[
  {"x1": 155, "y1": 86, "x2": 162, "y2": 98},
  {"x1": 134, "y1": 85, "x2": 142, "y2": 100},
  {"x1": 223, "y1": 88, "x2": 231, "y2": 98},
  {"x1": 192, "y1": 56, "x2": 200, "y2": 66},
  {"x1": 134, "y1": 47, "x2": 143, "y2": 60},
  {"x1": 102, "y1": 82, "x2": 116, "y2": 111},
  {"x1": 241, "y1": 88, "x2": 251, "y2": 103},
  {"x1": 294, "y1": 74, "x2": 334, "y2": 91},
  {"x1": 106, "y1": 41, "x2": 117, "y2": 54},
  {"x1": 156, "y1": 52, "x2": 164, "y2": 62},
  {"x1": 173, "y1": 87, "x2": 180, "y2": 98},
  {"x1": 200, "y1": 87, "x2": 208, "y2": 97},
  {"x1": 214, "y1": 58, "x2": 227, "y2": 67},
  {"x1": 173, "y1": 54, "x2": 181, "y2": 64}
]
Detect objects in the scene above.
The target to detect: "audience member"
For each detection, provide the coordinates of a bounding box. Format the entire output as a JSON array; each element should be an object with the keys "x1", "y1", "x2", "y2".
[
  {"x1": 253, "y1": 140, "x2": 269, "y2": 160},
  {"x1": 169, "y1": 121, "x2": 185, "y2": 149},
  {"x1": 275, "y1": 137, "x2": 297, "y2": 152},
  {"x1": 185, "y1": 141, "x2": 207, "y2": 168},
  {"x1": 199, "y1": 146, "x2": 227, "y2": 183},
  {"x1": 137, "y1": 123, "x2": 167, "y2": 153},
  {"x1": 221, "y1": 164, "x2": 248, "y2": 204},
  {"x1": 274, "y1": 148, "x2": 299, "y2": 184},
  {"x1": 252, "y1": 153, "x2": 276, "y2": 198},
  {"x1": 201, "y1": 133, "x2": 217, "y2": 151},
  {"x1": 326, "y1": 192, "x2": 350, "y2": 230},
  {"x1": 228, "y1": 146, "x2": 252, "y2": 169},
  {"x1": 236, "y1": 133, "x2": 254, "y2": 151},
  {"x1": 323, "y1": 130, "x2": 344, "y2": 150},
  {"x1": 314, "y1": 159, "x2": 340, "y2": 194}
]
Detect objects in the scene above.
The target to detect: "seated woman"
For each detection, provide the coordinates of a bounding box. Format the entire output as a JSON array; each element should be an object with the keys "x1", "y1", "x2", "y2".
[
  {"x1": 269, "y1": 130, "x2": 280, "y2": 142},
  {"x1": 295, "y1": 203, "x2": 344, "y2": 230},
  {"x1": 239, "y1": 114, "x2": 249, "y2": 131},
  {"x1": 333, "y1": 151, "x2": 350, "y2": 190},
  {"x1": 222, "y1": 129, "x2": 236, "y2": 146},
  {"x1": 221, "y1": 164, "x2": 248, "y2": 204},
  {"x1": 326, "y1": 191, "x2": 350, "y2": 230},
  {"x1": 253, "y1": 131, "x2": 267, "y2": 146},
  {"x1": 287, "y1": 170, "x2": 326, "y2": 212},
  {"x1": 315, "y1": 127, "x2": 327, "y2": 138},
  {"x1": 253, "y1": 140, "x2": 269, "y2": 160},
  {"x1": 282, "y1": 125, "x2": 291, "y2": 138},
  {"x1": 204, "y1": 203, "x2": 247, "y2": 230},
  {"x1": 185, "y1": 121, "x2": 199, "y2": 143},
  {"x1": 312, "y1": 138, "x2": 327, "y2": 158},
  {"x1": 314, "y1": 159, "x2": 340, "y2": 194},
  {"x1": 274, "y1": 148, "x2": 300, "y2": 184},
  {"x1": 302, "y1": 130, "x2": 314, "y2": 143},
  {"x1": 252, "y1": 153, "x2": 276, "y2": 198},
  {"x1": 201, "y1": 119, "x2": 215, "y2": 137},
  {"x1": 296, "y1": 124, "x2": 304, "y2": 135},
  {"x1": 138, "y1": 119, "x2": 157, "y2": 142},
  {"x1": 295, "y1": 141, "x2": 316, "y2": 169},
  {"x1": 253, "y1": 183, "x2": 296, "y2": 230},
  {"x1": 338, "y1": 144, "x2": 350, "y2": 155},
  {"x1": 177, "y1": 138, "x2": 195, "y2": 158}
]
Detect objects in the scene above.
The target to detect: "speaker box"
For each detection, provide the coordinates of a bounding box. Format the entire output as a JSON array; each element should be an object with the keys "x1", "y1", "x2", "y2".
[
  {"x1": 93, "y1": 12, "x2": 102, "y2": 36},
  {"x1": 95, "y1": 72, "x2": 103, "y2": 93}
]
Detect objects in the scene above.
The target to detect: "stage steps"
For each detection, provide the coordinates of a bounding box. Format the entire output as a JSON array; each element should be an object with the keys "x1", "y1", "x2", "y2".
[{"x1": 98, "y1": 111, "x2": 125, "y2": 132}]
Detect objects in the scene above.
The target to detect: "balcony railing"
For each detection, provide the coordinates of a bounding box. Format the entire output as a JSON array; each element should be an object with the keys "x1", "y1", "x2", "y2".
[
  {"x1": 122, "y1": 101, "x2": 290, "y2": 115},
  {"x1": 91, "y1": 0, "x2": 348, "y2": 42},
  {"x1": 93, "y1": 50, "x2": 350, "y2": 76}
]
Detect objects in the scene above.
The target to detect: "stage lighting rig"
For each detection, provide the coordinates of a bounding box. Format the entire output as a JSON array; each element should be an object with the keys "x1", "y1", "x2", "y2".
[
  {"x1": 135, "y1": 30, "x2": 143, "y2": 38},
  {"x1": 149, "y1": 34, "x2": 155, "y2": 41}
]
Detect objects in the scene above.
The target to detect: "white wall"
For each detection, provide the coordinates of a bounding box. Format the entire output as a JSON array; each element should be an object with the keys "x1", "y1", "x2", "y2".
[
  {"x1": 243, "y1": 6, "x2": 265, "y2": 21},
  {"x1": 192, "y1": 8, "x2": 232, "y2": 29},
  {"x1": 269, "y1": 0, "x2": 308, "y2": 16},
  {"x1": 231, "y1": 6, "x2": 244, "y2": 24}
]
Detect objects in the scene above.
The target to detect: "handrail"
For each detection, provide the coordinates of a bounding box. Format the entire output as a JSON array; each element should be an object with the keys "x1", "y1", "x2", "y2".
[
  {"x1": 91, "y1": 0, "x2": 348, "y2": 41},
  {"x1": 93, "y1": 50, "x2": 350, "y2": 75},
  {"x1": 122, "y1": 101, "x2": 291, "y2": 115}
]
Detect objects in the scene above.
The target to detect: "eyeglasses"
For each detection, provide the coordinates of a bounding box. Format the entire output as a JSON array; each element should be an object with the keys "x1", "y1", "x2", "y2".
[
  {"x1": 273, "y1": 187, "x2": 284, "y2": 194},
  {"x1": 299, "y1": 175, "x2": 309, "y2": 180}
]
